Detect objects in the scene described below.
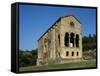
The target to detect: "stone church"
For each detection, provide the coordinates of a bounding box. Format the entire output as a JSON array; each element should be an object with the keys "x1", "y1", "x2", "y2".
[{"x1": 37, "y1": 15, "x2": 83, "y2": 65}]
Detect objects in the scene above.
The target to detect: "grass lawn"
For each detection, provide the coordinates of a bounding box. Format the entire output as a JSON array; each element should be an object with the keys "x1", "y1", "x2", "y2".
[{"x1": 19, "y1": 59, "x2": 96, "y2": 72}]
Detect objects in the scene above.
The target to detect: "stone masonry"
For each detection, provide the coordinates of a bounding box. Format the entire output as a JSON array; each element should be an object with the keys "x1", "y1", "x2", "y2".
[{"x1": 37, "y1": 15, "x2": 83, "y2": 65}]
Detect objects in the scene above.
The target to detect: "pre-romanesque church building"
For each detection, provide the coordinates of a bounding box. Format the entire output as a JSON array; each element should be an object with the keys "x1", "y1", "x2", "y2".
[{"x1": 37, "y1": 15, "x2": 83, "y2": 65}]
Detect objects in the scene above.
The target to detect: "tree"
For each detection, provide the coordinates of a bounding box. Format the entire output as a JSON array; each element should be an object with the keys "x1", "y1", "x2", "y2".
[
  {"x1": 31, "y1": 48, "x2": 37, "y2": 55},
  {"x1": 19, "y1": 48, "x2": 38, "y2": 67},
  {"x1": 82, "y1": 34, "x2": 96, "y2": 51}
]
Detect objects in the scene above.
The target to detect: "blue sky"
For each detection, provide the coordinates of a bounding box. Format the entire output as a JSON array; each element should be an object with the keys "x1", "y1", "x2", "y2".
[{"x1": 19, "y1": 4, "x2": 96, "y2": 51}]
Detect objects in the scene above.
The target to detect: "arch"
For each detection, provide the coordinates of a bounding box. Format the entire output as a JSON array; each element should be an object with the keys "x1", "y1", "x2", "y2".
[
  {"x1": 77, "y1": 52, "x2": 79, "y2": 56},
  {"x1": 58, "y1": 34, "x2": 60, "y2": 46},
  {"x1": 65, "y1": 32, "x2": 69, "y2": 47},
  {"x1": 58, "y1": 52, "x2": 60, "y2": 57},
  {"x1": 72, "y1": 52, "x2": 74, "y2": 56},
  {"x1": 70, "y1": 33, "x2": 74, "y2": 47},
  {"x1": 66, "y1": 51, "x2": 69, "y2": 56},
  {"x1": 76, "y1": 34, "x2": 79, "y2": 47}
]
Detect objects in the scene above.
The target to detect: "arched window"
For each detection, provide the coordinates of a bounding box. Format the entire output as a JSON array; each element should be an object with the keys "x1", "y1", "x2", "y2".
[
  {"x1": 58, "y1": 52, "x2": 60, "y2": 57},
  {"x1": 65, "y1": 33, "x2": 69, "y2": 47},
  {"x1": 58, "y1": 34, "x2": 60, "y2": 46},
  {"x1": 76, "y1": 34, "x2": 79, "y2": 47},
  {"x1": 77, "y1": 52, "x2": 79, "y2": 56},
  {"x1": 70, "y1": 33, "x2": 74, "y2": 47},
  {"x1": 66, "y1": 51, "x2": 69, "y2": 56},
  {"x1": 72, "y1": 52, "x2": 74, "y2": 56}
]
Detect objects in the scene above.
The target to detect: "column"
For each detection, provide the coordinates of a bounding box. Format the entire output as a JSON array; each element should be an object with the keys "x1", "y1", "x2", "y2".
[
  {"x1": 74, "y1": 34, "x2": 76, "y2": 48},
  {"x1": 52, "y1": 28, "x2": 56, "y2": 59},
  {"x1": 80, "y1": 34, "x2": 83, "y2": 58}
]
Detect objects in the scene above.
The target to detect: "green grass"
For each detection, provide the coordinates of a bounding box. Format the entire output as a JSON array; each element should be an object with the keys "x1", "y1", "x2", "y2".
[{"x1": 19, "y1": 59, "x2": 96, "y2": 72}]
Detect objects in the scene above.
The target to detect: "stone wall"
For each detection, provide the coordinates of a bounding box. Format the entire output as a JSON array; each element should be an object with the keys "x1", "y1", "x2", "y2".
[{"x1": 37, "y1": 15, "x2": 83, "y2": 65}]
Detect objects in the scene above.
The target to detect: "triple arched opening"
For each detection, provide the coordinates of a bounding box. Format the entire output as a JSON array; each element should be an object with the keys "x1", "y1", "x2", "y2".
[
  {"x1": 64, "y1": 32, "x2": 79, "y2": 47},
  {"x1": 66, "y1": 51, "x2": 79, "y2": 56}
]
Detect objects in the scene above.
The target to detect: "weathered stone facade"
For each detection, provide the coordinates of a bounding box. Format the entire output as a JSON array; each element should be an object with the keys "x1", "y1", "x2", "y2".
[{"x1": 37, "y1": 15, "x2": 83, "y2": 65}]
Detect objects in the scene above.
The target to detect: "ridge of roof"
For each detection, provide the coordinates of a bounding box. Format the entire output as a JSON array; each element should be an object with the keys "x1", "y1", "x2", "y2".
[{"x1": 38, "y1": 15, "x2": 81, "y2": 41}]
